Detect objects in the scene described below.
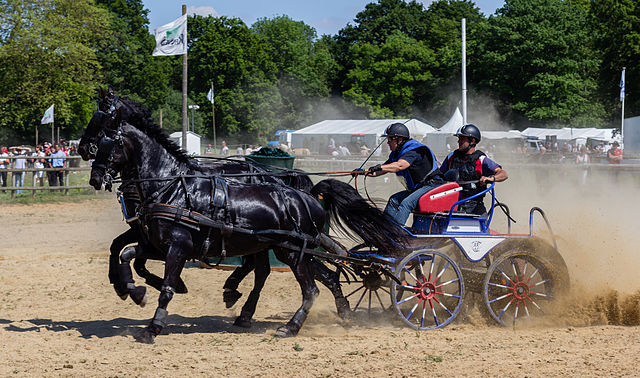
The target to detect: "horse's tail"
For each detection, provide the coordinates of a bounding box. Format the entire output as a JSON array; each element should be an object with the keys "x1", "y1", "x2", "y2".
[{"x1": 310, "y1": 179, "x2": 410, "y2": 254}]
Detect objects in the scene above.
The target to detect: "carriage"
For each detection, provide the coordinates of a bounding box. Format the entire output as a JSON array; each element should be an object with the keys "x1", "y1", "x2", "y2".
[
  {"x1": 79, "y1": 91, "x2": 569, "y2": 342},
  {"x1": 310, "y1": 179, "x2": 569, "y2": 330}
]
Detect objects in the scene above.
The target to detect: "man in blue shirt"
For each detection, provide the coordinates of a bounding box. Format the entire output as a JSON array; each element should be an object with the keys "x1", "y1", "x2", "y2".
[
  {"x1": 50, "y1": 145, "x2": 66, "y2": 187},
  {"x1": 359, "y1": 123, "x2": 442, "y2": 225},
  {"x1": 440, "y1": 124, "x2": 508, "y2": 215}
]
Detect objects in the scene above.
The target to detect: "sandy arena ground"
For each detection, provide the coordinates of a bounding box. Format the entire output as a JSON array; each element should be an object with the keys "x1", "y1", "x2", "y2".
[{"x1": 1, "y1": 167, "x2": 640, "y2": 377}]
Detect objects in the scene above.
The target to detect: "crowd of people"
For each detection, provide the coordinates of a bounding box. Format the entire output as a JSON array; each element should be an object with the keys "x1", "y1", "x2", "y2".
[{"x1": 0, "y1": 142, "x2": 76, "y2": 194}]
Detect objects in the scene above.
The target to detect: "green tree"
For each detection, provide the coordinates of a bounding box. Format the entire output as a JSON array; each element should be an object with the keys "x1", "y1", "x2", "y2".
[
  {"x1": 342, "y1": 31, "x2": 438, "y2": 117},
  {"x1": 331, "y1": 0, "x2": 430, "y2": 97},
  {"x1": 590, "y1": 0, "x2": 640, "y2": 120},
  {"x1": 151, "y1": 89, "x2": 205, "y2": 135},
  {"x1": 94, "y1": 0, "x2": 173, "y2": 110},
  {"x1": 187, "y1": 15, "x2": 282, "y2": 142},
  {"x1": 423, "y1": 0, "x2": 486, "y2": 122},
  {"x1": 0, "y1": 0, "x2": 109, "y2": 143},
  {"x1": 474, "y1": 0, "x2": 605, "y2": 127},
  {"x1": 252, "y1": 15, "x2": 335, "y2": 129}
]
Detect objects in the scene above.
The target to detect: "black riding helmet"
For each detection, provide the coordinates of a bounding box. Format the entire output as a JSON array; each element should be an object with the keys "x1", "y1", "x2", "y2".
[
  {"x1": 454, "y1": 124, "x2": 481, "y2": 145},
  {"x1": 382, "y1": 122, "x2": 410, "y2": 139}
]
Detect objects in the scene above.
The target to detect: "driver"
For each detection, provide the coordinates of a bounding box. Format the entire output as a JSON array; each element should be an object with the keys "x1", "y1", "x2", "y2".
[
  {"x1": 362, "y1": 122, "x2": 442, "y2": 225},
  {"x1": 439, "y1": 124, "x2": 508, "y2": 215}
]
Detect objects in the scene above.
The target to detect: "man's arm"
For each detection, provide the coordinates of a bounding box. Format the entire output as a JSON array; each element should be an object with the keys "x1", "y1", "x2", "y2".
[
  {"x1": 368, "y1": 159, "x2": 410, "y2": 177},
  {"x1": 479, "y1": 167, "x2": 508, "y2": 184}
]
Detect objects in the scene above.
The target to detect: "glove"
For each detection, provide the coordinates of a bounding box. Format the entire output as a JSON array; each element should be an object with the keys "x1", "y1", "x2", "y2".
[
  {"x1": 351, "y1": 168, "x2": 365, "y2": 177},
  {"x1": 368, "y1": 164, "x2": 382, "y2": 173}
]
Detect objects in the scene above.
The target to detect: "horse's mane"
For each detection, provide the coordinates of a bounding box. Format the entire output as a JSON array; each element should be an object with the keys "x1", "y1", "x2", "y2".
[{"x1": 111, "y1": 96, "x2": 195, "y2": 167}]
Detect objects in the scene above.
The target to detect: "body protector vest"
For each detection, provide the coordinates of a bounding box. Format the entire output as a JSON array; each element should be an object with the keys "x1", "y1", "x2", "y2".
[
  {"x1": 388, "y1": 139, "x2": 439, "y2": 191},
  {"x1": 446, "y1": 149, "x2": 487, "y2": 200}
]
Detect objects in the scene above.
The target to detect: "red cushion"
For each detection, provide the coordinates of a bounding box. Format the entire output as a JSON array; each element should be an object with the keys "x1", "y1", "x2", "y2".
[{"x1": 418, "y1": 183, "x2": 461, "y2": 213}]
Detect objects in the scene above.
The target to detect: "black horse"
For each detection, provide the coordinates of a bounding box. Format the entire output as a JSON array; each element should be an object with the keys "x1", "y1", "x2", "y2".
[
  {"x1": 78, "y1": 90, "x2": 346, "y2": 328},
  {"x1": 83, "y1": 111, "x2": 408, "y2": 343}
]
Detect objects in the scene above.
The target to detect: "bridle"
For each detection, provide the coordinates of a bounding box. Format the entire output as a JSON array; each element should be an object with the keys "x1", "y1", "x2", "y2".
[{"x1": 84, "y1": 97, "x2": 127, "y2": 191}]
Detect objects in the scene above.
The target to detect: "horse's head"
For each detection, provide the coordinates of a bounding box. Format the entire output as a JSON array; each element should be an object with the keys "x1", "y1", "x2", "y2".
[
  {"x1": 79, "y1": 87, "x2": 122, "y2": 160},
  {"x1": 88, "y1": 121, "x2": 134, "y2": 191}
]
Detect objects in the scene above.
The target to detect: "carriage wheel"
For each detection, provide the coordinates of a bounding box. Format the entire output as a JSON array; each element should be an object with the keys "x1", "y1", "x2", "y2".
[
  {"x1": 391, "y1": 249, "x2": 464, "y2": 330},
  {"x1": 340, "y1": 268, "x2": 393, "y2": 314},
  {"x1": 482, "y1": 251, "x2": 566, "y2": 327}
]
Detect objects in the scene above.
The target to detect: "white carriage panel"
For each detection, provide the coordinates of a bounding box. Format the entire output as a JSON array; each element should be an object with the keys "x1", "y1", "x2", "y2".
[
  {"x1": 446, "y1": 219, "x2": 482, "y2": 233},
  {"x1": 453, "y1": 237, "x2": 506, "y2": 261}
]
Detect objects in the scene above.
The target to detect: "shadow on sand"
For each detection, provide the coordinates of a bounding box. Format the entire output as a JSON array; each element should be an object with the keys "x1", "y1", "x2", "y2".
[{"x1": 0, "y1": 314, "x2": 283, "y2": 339}]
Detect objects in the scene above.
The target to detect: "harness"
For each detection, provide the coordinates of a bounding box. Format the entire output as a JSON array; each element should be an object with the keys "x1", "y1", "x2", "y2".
[
  {"x1": 387, "y1": 139, "x2": 439, "y2": 191},
  {"x1": 121, "y1": 173, "x2": 322, "y2": 264}
]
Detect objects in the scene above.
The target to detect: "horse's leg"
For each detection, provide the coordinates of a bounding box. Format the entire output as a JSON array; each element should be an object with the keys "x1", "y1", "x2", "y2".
[
  {"x1": 133, "y1": 247, "x2": 188, "y2": 294},
  {"x1": 273, "y1": 251, "x2": 319, "y2": 337},
  {"x1": 233, "y1": 251, "x2": 270, "y2": 328},
  {"x1": 108, "y1": 228, "x2": 139, "y2": 299},
  {"x1": 136, "y1": 233, "x2": 191, "y2": 344},
  {"x1": 222, "y1": 254, "x2": 256, "y2": 308},
  {"x1": 118, "y1": 246, "x2": 148, "y2": 307},
  {"x1": 310, "y1": 258, "x2": 351, "y2": 319}
]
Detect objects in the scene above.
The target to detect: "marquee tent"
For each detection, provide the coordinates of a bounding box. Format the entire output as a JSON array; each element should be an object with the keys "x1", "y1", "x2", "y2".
[
  {"x1": 521, "y1": 128, "x2": 620, "y2": 143},
  {"x1": 290, "y1": 119, "x2": 436, "y2": 154},
  {"x1": 437, "y1": 107, "x2": 464, "y2": 134}
]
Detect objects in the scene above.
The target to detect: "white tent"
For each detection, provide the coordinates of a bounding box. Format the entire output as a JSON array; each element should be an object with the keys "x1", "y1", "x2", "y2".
[
  {"x1": 290, "y1": 119, "x2": 436, "y2": 155},
  {"x1": 169, "y1": 131, "x2": 201, "y2": 156},
  {"x1": 437, "y1": 107, "x2": 464, "y2": 133},
  {"x1": 483, "y1": 130, "x2": 524, "y2": 140},
  {"x1": 521, "y1": 128, "x2": 620, "y2": 143},
  {"x1": 292, "y1": 119, "x2": 436, "y2": 138}
]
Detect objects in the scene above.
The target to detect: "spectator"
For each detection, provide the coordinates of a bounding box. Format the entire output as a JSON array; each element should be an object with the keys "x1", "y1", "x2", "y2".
[
  {"x1": 50, "y1": 145, "x2": 66, "y2": 188},
  {"x1": 576, "y1": 145, "x2": 590, "y2": 185},
  {"x1": 220, "y1": 140, "x2": 229, "y2": 156},
  {"x1": 32, "y1": 146, "x2": 45, "y2": 187},
  {"x1": 245, "y1": 145, "x2": 253, "y2": 155},
  {"x1": 607, "y1": 142, "x2": 622, "y2": 164},
  {"x1": 236, "y1": 146, "x2": 243, "y2": 155},
  {"x1": 0, "y1": 146, "x2": 8, "y2": 191},
  {"x1": 328, "y1": 137, "x2": 336, "y2": 155},
  {"x1": 12, "y1": 148, "x2": 26, "y2": 194},
  {"x1": 339, "y1": 145, "x2": 351, "y2": 156}
]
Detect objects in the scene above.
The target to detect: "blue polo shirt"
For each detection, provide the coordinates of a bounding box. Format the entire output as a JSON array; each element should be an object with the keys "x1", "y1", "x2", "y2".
[{"x1": 51, "y1": 150, "x2": 66, "y2": 168}]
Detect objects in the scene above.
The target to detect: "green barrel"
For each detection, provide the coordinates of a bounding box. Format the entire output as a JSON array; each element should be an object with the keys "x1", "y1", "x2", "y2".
[{"x1": 245, "y1": 154, "x2": 295, "y2": 169}]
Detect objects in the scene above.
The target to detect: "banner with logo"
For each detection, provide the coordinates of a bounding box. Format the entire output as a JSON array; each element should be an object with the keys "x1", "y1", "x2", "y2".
[
  {"x1": 41, "y1": 104, "x2": 54, "y2": 124},
  {"x1": 152, "y1": 15, "x2": 187, "y2": 56}
]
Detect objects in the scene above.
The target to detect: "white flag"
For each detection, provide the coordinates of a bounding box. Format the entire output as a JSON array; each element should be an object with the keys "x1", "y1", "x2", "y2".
[
  {"x1": 620, "y1": 68, "x2": 625, "y2": 102},
  {"x1": 41, "y1": 104, "x2": 54, "y2": 124},
  {"x1": 207, "y1": 87, "x2": 214, "y2": 104},
  {"x1": 152, "y1": 15, "x2": 187, "y2": 56}
]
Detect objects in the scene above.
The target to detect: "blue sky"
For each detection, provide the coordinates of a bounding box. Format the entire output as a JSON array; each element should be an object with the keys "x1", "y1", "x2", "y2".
[{"x1": 142, "y1": 1, "x2": 505, "y2": 37}]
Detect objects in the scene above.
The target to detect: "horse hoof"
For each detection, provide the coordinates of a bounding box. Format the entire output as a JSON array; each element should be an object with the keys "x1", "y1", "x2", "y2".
[
  {"x1": 275, "y1": 326, "x2": 297, "y2": 338},
  {"x1": 233, "y1": 316, "x2": 252, "y2": 328},
  {"x1": 134, "y1": 330, "x2": 155, "y2": 344},
  {"x1": 119, "y1": 293, "x2": 129, "y2": 301},
  {"x1": 223, "y1": 289, "x2": 242, "y2": 308},
  {"x1": 130, "y1": 286, "x2": 148, "y2": 307},
  {"x1": 336, "y1": 299, "x2": 351, "y2": 319}
]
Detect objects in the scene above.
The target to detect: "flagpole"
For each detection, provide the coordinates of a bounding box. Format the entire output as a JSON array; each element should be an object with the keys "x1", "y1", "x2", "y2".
[
  {"x1": 211, "y1": 81, "x2": 216, "y2": 153},
  {"x1": 181, "y1": 4, "x2": 188, "y2": 151},
  {"x1": 621, "y1": 67, "x2": 626, "y2": 147},
  {"x1": 461, "y1": 18, "x2": 468, "y2": 124}
]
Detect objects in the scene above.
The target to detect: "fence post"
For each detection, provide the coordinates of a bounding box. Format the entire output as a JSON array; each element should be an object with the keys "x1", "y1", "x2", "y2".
[{"x1": 64, "y1": 169, "x2": 69, "y2": 195}]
